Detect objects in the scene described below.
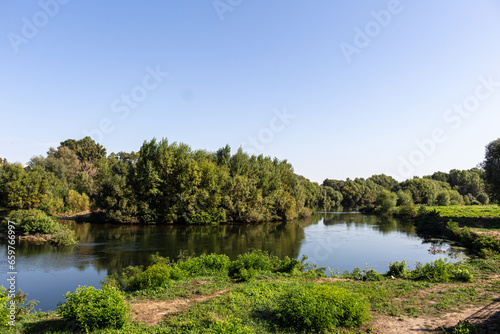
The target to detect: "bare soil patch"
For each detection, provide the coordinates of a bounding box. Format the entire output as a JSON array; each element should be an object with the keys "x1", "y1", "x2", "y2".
[
  {"x1": 369, "y1": 295, "x2": 500, "y2": 333},
  {"x1": 130, "y1": 289, "x2": 230, "y2": 326}
]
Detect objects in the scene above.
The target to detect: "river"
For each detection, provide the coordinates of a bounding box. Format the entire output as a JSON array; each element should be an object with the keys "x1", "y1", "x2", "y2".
[{"x1": 0, "y1": 212, "x2": 464, "y2": 311}]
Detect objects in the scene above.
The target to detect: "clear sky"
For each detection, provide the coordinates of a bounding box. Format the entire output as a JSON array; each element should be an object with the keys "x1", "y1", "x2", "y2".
[{"x1": 1, "y1": 1, "x2": 500, "y2": 183}]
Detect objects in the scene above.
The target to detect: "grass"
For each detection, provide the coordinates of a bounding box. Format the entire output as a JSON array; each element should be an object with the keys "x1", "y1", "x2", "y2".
[
  {"x1": 423, "y1": 205, "x2": 500, "y2": 230},
  {"x1": 4, "y1": 206, "x2": 500, "y2": 333},
  {"x1": 3, "y1": 254, "x2": 500, "y2": 333}
]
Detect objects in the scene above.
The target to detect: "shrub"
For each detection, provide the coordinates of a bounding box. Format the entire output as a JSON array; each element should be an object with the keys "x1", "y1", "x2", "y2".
[
  {"x1": 177, "y1": 253, "x2": 231, "y2": 276},
  {"x1": 0, "y1": 287, "x2": 37, "y2": 327},
  {"x1": 388, "y1": 260, "x2": 409, "y2": 278},
  {"x1": 398, "y1": 203, "x2": 417, "y2": 219},
  {"x1": 228, "y1": 250, "x2": 276, "y2": 281},
  {"x1": 476, "y1": 193, "x2": 489, "y2": 205},
  {"x1": 57, "y1": 285, "x2": 129, "y2": 333},
  {"x1": 0, "y1": 287, "x2": 8, "y2": 327},
  {"x1": 274, "y1": 284, "x2": 371, "y2": 332},
  {"x1": 341, "y1": 266, "x2": 384, "y2": 281},
  {"x1": 65, "y1": 190, "x2": 90, "y2": 212},
  {"x1": 40, "y1": 193, "x2": 64, "y2": 215},
  {"x1": 6, "y1": 209, "x2": 60, "y2": 235},
  {"x1": 51, "y1": 225, "x2": 78, "y2": 246},
  {"x1": 375, "y1": 190, "x2": 397, "y2": 215},
  {"x1": 452, "y1": 268, "x2": 474, "y2": 282},
  {"x1": 412, "y1": 259, "x2": 455, "y2": 282},
  {"x1": 436, "y1": 191, "x2": 450, "y2": 206},
  {"x1": 132, "y1": 264, "x2": 172, "y2": 290},
  {"x1": 131, "y1": 264, "x2": 188, "y2": 290}
]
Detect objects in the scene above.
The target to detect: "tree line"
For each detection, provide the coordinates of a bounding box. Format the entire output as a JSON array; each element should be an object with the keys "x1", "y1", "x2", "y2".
[
  {"x1": 1, "y1": 136, "x2": 500, "y2": 223},
  {"x1": 0, "y1": 137, "x2": 337, "y2": 224}
]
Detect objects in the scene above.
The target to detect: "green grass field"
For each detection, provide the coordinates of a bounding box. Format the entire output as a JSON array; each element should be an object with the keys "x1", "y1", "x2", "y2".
[{"x1": 423, "y1": 205, "x2": 500, "y2": 231}]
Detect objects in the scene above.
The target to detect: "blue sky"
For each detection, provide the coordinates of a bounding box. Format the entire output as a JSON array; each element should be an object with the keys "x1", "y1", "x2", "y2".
[{"x1": 1, "y1": 0, "x2": 500, "y2": 183}]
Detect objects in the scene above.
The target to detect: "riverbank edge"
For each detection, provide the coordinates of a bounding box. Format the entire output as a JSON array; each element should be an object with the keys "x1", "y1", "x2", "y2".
[{"x1": 3, "y1": 207, "x2": 500, "y2": 333}]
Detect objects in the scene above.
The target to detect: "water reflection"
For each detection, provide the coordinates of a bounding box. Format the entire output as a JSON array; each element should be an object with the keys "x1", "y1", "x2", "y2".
[{"x1": 0, "y1": 213, "x2": 462, "y2": 311}]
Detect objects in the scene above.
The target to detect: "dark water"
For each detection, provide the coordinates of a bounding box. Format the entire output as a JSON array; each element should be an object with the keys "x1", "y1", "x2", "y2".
[{"x1": 0, "y1": 213, "x2": 463, "y2": 311}]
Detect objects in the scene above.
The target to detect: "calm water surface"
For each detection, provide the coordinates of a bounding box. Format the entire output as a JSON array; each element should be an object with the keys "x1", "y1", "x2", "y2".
[{"x1": 0, "y1": 213, "x2": 463, "y2": 311}]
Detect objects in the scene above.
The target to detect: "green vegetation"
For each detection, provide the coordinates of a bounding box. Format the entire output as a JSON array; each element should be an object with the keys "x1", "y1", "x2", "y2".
[
  {"x1": 0, "y1": 288, "x2": 37, "y2": 328},
  {"x1": 57, "y1": 285, "x2": 130, "y2": 333},
  {"x1": 0, "y1": 209, "x2": 78, "y2": 246},
  {"x1": 0, "y1": 137, "x2": 339, "y2": 224},
  {"x1": 274, "y1": 284, "x2": 371, "y2": 332},
  {"x1": 4, "y1": 249, "x2": 500, "y2": 333}
]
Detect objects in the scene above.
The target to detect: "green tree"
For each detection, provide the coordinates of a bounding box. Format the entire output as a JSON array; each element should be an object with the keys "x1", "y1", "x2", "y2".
[
  {"x1": 481, "y1": 138, "x2": 500, "y2": 202},
  {"x1": 375, "y1": 189, "x2": 397, "y2": 214}
]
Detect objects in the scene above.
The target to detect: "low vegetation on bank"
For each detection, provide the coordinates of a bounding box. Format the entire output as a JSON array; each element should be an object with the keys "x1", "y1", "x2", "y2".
[
  {"x1": 0, "y1": 209, "x2": 77, "y2": 246},
  {"x1": 2, "y1": 226, "x2": 500, "y2": 334}
]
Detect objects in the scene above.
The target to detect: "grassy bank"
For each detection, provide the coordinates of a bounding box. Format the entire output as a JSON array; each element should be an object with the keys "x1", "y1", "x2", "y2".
[
  {"x1": 2, "y1": 249, "x2": 500, "y2": 333},
  {"x1": 2, "y1": 206, "x2": 500, "y2": 333}
]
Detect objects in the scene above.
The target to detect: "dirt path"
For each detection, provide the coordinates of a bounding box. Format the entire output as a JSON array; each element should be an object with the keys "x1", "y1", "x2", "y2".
[
  {"x1": 369, "y1": 296, "x2": 500, "y2": 333},
  {"x1": 129, "y1": 289, "x2": 230, "y2": 326}
]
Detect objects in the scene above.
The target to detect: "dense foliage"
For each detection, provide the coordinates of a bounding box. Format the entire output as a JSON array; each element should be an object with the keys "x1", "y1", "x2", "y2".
[
  {"x1": 1, "y1": 209, "x2": 78, "y2": 246},
  {"x1": 274, "y1": 284, "x2": 371, "y2": 332},
  {"x1": 57, "y1": 285, "x2": 129, "y2": 333},
  {"x1": 1, "y1": 136, "x2": 500, "y2": 223},
  {"x1": 1, "y1": 137, "x2": 338, "y2": 224}
]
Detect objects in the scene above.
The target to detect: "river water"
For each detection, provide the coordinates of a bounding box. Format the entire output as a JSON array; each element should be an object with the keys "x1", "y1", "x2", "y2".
[{"x1": 0, "y1": 212, "x2": 463, "y2": 311}]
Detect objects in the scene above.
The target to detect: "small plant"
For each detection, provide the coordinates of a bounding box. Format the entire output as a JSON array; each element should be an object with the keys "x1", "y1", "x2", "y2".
[
  {"x1": 0, "y1": 287, "x2": 37, "y2": 327},
  {"x1": 453, "y1": 320, "x2": 478, "y2": 334},
  {"x1": 388, "y1": 260, "x2": 409, "y2": 278},
  {"x1": 452, "y1": 268, "x2": 474, "y2": 282},
  {"x1": 57, "y1": 285, "x2": 129, "y2": 333},
  {"x1": 274, "y1": 284, "x2": 371, "y2": 332},
  {"x1": 341, "y1": 265, "x2": 384, "y2": 281},
  {"x1": 413, "y1": 259, "x2": 455, "y2": 282}
]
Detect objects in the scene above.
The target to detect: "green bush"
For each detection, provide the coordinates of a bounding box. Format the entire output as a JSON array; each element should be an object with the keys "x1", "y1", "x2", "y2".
[
  {"x1": 398, "y1": 203, "x2": 417, "y2": 219},
  {"x1": 436, "y1": 191, "x2": 450, "y2": 206},
  {"x1": 104, "y1": 266, "x2": 144, "y2": 291},
  {"x1": 0, "y1": 287, "x2": 37, "y2": 327},
  {"x1": 177, "y1": 253, "x2": 231, "y2": 276},
  {"x1": 412, "y1": 259, "x2": 455, "y2": 282},
  {"x1": 65, "y1": 190, "x2": 90, "y2": 212},
  {"x1": 340, "y1": 266, "x2": 385, "y2": 281},
  {"x1": 228, "y1": 250, "x2": 276, "y2": 281},
  {"x1": 0, "y1": 286, "x2": 10, "y2": 327},
  {"x1": 40, "y1": 193, "x2": 64, "y2": 215},
  {"x1": 388, "y1": 260, "x2": 409, "y2": 278},
  {"x1": 51, "y1": 225, "x2": 78, "y2": 246},
  {"x1": 274, "y1": 284, "x2": 371, "y2": 332},
  {"x1": 131, "y1": 264, "x2": 188, "y2": 290},
  {"x1": 57, "y1": 285, "x2": 129, "y2": 333},
  {"x1": 452, "y1": 268, "x2": 474, "y2": 282},
  {"x1": 6, "y1": 209, "x2": 60, "y2": 235}
]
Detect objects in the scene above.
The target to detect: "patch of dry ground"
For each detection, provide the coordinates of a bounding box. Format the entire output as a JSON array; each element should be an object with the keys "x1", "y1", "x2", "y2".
[
  {"x1": 130, "y1": 289, "x2": 230, "y2": 326},
  {"x1": 369, "y1": 296, "x2": 500, "y2": 333}
]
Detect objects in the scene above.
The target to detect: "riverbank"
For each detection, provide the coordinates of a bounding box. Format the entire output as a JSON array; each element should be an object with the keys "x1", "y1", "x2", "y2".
[
  {"x1": 3, "y1": 206, "x2": 500, "y2": 333},
  {"x1": 4, "y1": 252, "x2": 500, "y2": 333}
]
